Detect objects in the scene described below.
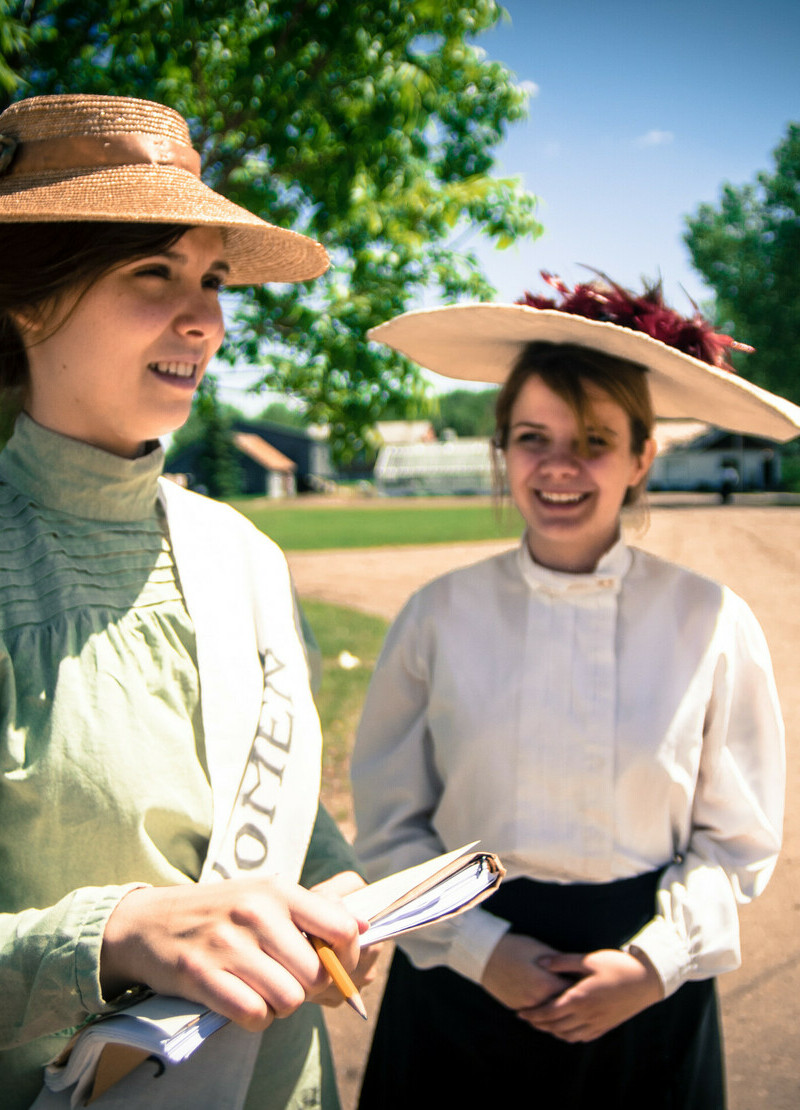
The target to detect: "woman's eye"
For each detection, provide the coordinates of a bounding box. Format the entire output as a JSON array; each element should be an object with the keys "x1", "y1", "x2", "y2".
[
  {"x1": 203, "y1": 274, "x2": 224, "y2": 291},
  {"x1": 135, "y1": 264, "x2": 170, "y2": 279},
  {"x1": 587, "y1": 434, "x2": 609, "y2": 450}
]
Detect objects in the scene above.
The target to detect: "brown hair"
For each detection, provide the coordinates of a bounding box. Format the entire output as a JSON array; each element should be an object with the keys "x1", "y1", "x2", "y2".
[
  {"x1": 0, "y1": 221, "x2": 187, "y2": 429},
  {"x1": 493, "y1": 342, "x2": 655, "y2": 506}
]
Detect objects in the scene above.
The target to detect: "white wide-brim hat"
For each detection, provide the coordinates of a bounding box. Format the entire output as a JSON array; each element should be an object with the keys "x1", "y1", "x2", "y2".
[
  {"x1": 0, "y1": 94, "x2": 328, "y2": 286},
  {"x1": 369, "y1": 302, "x2": 800, "y2": 442}
]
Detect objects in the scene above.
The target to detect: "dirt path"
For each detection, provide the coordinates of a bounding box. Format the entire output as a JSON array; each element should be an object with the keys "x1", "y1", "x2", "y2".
[{"x1": 287, "y1": 503, "x2": 800, "y2": 1110}]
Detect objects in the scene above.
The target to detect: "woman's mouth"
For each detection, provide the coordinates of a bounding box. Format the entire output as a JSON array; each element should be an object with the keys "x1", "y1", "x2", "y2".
[
  {"x1": 536, "y1": 490, "x2": 589, "y2": 505},
  {"x1": 149, "y1": 361, "x2": 197, "y2": 381}
]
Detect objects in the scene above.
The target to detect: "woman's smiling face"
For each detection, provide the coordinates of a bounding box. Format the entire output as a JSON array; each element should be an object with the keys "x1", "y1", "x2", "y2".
[
  {"x1": 21, "y1": 226, "x2": 228, "y2": 457},
  {"x1": 504, "y1": 373, "x2": 655, "y2": 573}
]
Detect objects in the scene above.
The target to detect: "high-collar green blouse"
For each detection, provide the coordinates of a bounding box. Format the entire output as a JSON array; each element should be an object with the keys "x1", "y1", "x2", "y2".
[
  {"x1": 0, "y1": 416, "x2": 347, "y2": 1110},
  {"x1": 0, "y1": 415, "x2": 214, "y2": 1101}
]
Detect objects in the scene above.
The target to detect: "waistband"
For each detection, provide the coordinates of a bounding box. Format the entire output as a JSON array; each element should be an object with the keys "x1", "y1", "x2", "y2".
[{"x1": 485, "y1": 870, "x2": 664, "y2": 951}]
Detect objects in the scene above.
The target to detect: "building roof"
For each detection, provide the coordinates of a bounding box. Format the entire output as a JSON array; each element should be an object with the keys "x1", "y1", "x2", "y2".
[
  {"x1": 653, "y1": 420, "x2": 778, "y2": 454},
  {"x1": 652, "y1": 420, "x2": 710, "y2": 453},
  {"x1": 374, "y1": 420, "x2": 437, "y2": 446},
  {"x1": 233, "y1": 432, "x2": 296, "y2": 472}
]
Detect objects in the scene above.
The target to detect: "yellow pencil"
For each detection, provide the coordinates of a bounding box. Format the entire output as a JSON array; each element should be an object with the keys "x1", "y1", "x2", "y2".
[{"x1": 309, "y1": 935, "x2": 368, "y2": 1020}]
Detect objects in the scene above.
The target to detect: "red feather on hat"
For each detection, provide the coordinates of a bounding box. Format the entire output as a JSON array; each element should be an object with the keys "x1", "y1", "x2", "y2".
[{"x1": 517, "y1": 270, "x2": 754, "y2": 371}]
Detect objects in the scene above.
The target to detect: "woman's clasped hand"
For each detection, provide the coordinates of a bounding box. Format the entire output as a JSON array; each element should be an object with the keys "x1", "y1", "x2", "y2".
[
  {"x1": 517, "y1": 948, "x2": 663, "y2": 1043},
  {"x1": 481, "y1": 933, "x2": 662, "y2": 1044}
]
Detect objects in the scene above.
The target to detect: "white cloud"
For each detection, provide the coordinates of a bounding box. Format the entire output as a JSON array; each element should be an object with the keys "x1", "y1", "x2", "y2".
[
  {"x1": 635, "y1": 129, "x2": 674, "y2": 147},
  {"x1": 517, "y1": 79, "x2": 540, "y2": 98}
]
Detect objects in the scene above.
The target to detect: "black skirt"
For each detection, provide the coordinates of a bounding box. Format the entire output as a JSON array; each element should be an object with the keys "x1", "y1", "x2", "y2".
[{"x1": 358, "y1": 873, "x2": 725, "y2": 1110}]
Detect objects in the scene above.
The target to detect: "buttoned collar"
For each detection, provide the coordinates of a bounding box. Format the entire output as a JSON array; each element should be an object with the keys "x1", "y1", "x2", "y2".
[{"x1": 516, "y1": 533, "x2": 632, "y2": 597}]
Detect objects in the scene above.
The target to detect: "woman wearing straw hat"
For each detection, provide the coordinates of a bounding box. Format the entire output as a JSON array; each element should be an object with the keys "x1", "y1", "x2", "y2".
[
  {"x1": 352, "y1": 276, "x2": 797, "y2": 1109},
  {"x1": 0, "y1": 94, "x2": 372, "y2": 1110}
]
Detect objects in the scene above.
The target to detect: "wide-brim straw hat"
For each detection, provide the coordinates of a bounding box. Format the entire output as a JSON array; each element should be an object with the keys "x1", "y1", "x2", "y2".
[
  {"x1": 369, "y1": 302, "x2": 800, "y2": 442},
  {"x1": 0, "y1": 94, "x2": 328, "y2": 286}
]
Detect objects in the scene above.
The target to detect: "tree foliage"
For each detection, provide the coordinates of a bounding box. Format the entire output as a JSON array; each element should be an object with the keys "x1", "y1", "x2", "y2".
[
  {"x1": 257, "y1": 400, "x2": 309, "y2": 428},
  {"x1": 3, "y1": 0, "x2": 541, "y2": 459},
  {"x1": 433, "y1": 386, "x2": 497, "y2": 437},
  {"x1": 684, "y1": 123, "x2": 800, "y2": 403}
]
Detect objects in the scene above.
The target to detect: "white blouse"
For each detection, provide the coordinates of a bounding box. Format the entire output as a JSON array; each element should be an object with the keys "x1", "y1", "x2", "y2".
[{"x1": 352, "y1": 538, "x2": 785, "y2": 998}]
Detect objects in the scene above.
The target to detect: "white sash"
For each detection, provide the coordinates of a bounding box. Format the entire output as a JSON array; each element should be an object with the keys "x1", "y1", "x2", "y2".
[{"x1": 33, "y1": 484, "x2": 324, "y2": 1110}]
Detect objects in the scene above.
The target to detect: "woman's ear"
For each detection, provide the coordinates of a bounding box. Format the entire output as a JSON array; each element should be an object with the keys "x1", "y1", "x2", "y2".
[
  {"x1": 632, "y1": 436, "x2": 657, "y2": 486},
  {"x1": 9, "y1": 294, "x2": 68, "y2": 348},
  {"x1": 8, "y1": 307, "x2": 42, "y2": 341}
]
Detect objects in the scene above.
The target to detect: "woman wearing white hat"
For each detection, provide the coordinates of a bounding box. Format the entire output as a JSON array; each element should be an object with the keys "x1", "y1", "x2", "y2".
[
  {"x1": 352, "y1": 276, "x2": 798, "y2": 1108},
  {"x1": 0, "y1": 94, "x2": 372, "y2": 1109}
]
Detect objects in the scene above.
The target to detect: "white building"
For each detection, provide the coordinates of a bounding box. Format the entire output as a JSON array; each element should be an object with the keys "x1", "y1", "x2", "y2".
[
  {"x1": 648, "y1": 422, "x2": 781, "y2": 492},
  {"x1": 375, "y1": 438, "x2": 495, "y2": 496}
]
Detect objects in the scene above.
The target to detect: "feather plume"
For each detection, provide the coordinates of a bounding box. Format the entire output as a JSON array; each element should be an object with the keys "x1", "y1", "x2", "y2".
[{"x1": 517, "y1": 270, "x2": 754, "y2": 371}]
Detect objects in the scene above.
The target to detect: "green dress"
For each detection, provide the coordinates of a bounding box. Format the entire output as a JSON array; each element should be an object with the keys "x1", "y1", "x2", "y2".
[{"x1": 0, "y1": 414, "x2": 350, "y2": 1109}]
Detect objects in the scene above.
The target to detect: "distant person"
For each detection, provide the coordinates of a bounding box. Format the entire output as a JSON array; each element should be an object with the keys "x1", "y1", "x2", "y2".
[
  {"x1": 0, "y1": 93, "x2": 376, "y2": 1110},
  {"x1": 352, "y1": 274, "x2": 799, "y2": 1109},
  {"x1": 719, "y1": 459, "x2": 740, "y2": 503}
]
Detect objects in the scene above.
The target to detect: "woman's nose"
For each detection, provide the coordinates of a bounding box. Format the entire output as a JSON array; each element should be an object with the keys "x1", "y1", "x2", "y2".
[
  {"x1": 538, "y1": 445, "x2": 581, "y2": 475},
  {"x1": 174, "y1": 291, "x2": 225, "y2": 342}
]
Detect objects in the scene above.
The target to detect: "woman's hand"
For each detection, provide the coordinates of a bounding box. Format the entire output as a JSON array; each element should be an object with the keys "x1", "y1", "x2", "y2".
[
  {"x1": 518, "y1": 948, "x2": 663, "y2": 1041},
  {"x1": 307, "y1": 872, "x2": 384, "y2": 1007},
  {"x1": 100, "y1": 876, "x2": 362, "y2": 1032},
  {"x1": 480, "y1": 932, "x2": 569, "y2": 1010}
]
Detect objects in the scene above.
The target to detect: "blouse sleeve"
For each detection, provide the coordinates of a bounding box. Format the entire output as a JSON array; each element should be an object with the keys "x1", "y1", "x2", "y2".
[
  {"x1": 0, "y1": 808, "x2": 357, "y2": 1050},
  {"x1": 0, "y1": 884, "x2": 147, "y2": 1050},
  {"x1": 624, "y1": 591, "x2": 785, "y2": 997},
  {"x1": 352, "y1": 594, "x2": 509, "y2": 984},
  {"x1": 299, "y1": 801, "x2": 361, "y2": 888}
]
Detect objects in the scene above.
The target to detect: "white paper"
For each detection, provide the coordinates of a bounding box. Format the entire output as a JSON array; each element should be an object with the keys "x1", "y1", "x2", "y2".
[
  {"x1": 357, "y1": 853, "x2": 499, "y2": 944},
  {"x1": 44, "y1": 997, "x2": 227, "y2": 1105},
  {"x1": 343, "y1": 842, "x2": 479, "y2": 925}
]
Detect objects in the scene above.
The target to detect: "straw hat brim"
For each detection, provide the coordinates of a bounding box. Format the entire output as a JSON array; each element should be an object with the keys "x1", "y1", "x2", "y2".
[
  {"x1": 368, "y1": 303, "x2": 800, "y2": 442},
  {"x1": 0, "y1": 163, "x2": 328, "y2": 286}
]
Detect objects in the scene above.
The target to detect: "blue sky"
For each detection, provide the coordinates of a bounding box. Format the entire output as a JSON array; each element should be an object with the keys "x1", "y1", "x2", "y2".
[{"x1": 469, "y1": 0, "x2": 800, "y2": 310}]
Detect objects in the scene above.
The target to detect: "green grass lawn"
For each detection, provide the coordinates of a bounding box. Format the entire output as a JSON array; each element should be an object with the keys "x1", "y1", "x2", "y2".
[
  {"x1": 229, "y1": 497, "x2": 523, "y2": 550},
  {"x1": 300, "y1": 599, "x2": 390, "y2": 827}
]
